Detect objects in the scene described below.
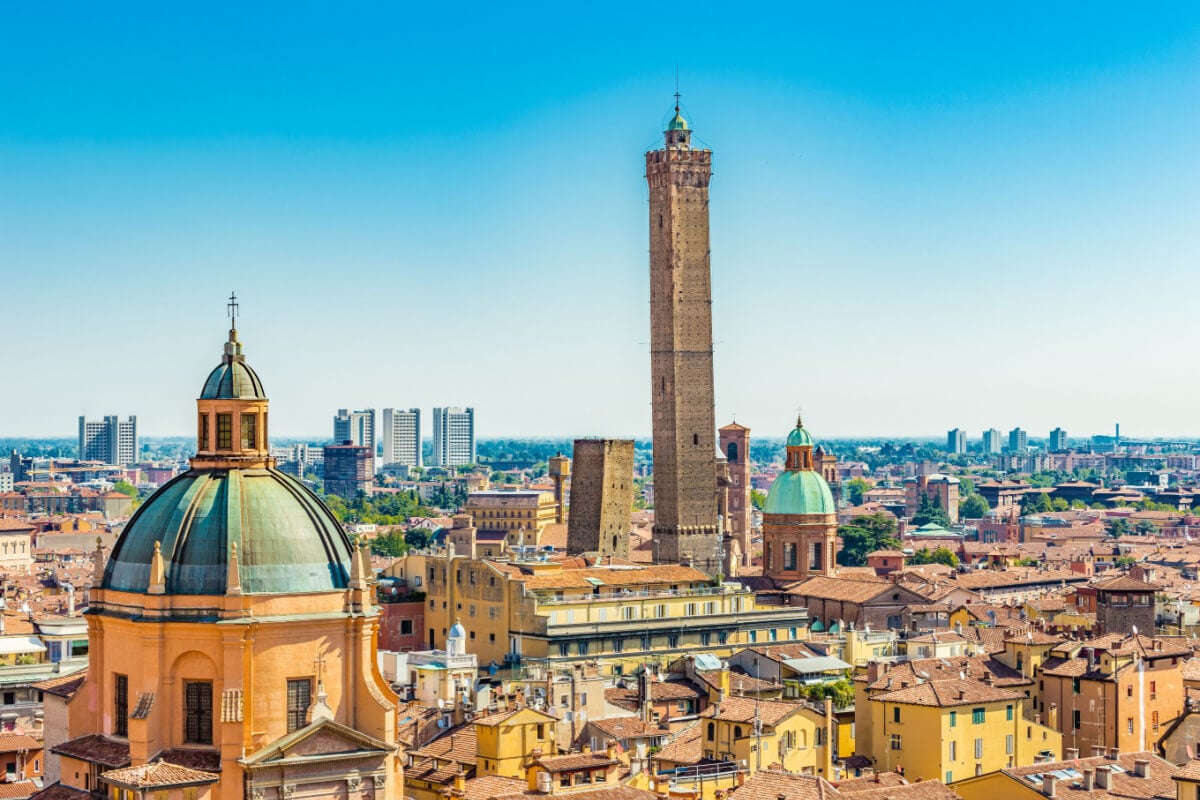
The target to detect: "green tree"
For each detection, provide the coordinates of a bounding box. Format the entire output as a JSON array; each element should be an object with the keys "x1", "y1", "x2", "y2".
[
  {"x1": 908, "y1": 546, "x2": 959, "y2": 568},
  {"x1": 1107, "y1": 518, "x2": 1131, "y2": 537},
  {"x1": 750, "y1": 489, "x2": 767, "y2": 511},
  {"x1": 1114, "y1": 555, "x2": 1137, "y2": 569},
  {"x1": 802, "y1": 677, "x2": 855, "y2": 709},
  {"x1": 960, "y1": 494, "x2": 990, "y2": 519},
  {"x1": 1134, "y1": 519, "x2": 1158, "y2": 535},
  {"x1": 111, "y1": 479, "x2": 138, "y2": 498},
  {"x1": 1051, "y1": 498, "x2": 1069, "y2": 511},
  {"x1": 370, "y1": 530, "x2": 408, "y2": 558},
  {"x1": 1021, "y1": 491, "x2": 1052, "y2": 516},
  {"x1": 911, "y1": 493, "x2": 951, "y2": 527},
  {"x1": 837, "y1": 513, "x2": 900, "y2": 567},
  {"x1": 845, "y1": 478, "x2": 871, "y2": 506},
  {"x1": 404, "y1": 527, "x2": 435, "y2": 549},
  {"x1": 957, "y1": 476, "x2": 976, "y2": 497}
]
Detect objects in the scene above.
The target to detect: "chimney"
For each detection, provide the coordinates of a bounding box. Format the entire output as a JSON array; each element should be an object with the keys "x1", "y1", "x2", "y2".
[
  {"x1": 958, "y1": 690, "x2": 966, "y2": 701},
  {"x1": 1095, "y1": 766, "x2": 1112, "y2": 790},
  {"x1": 1091, "y1": 745, "x2": 1106, "y2": 757},
  {"x1": 1042, "y1": 774, "x2": 1057, "y2": 798},
  {"x1": 1109, "y1": 747, "x2": 1119, "y2": 760},
  {"x1": 1065, "y1": 747, "x2": 1079, "y2": 760},
  {"x1": 1134, "y1": 759, "x2": 1150, "y2": 778},
  {"x1": 1082, "y1": 769, "x2": 1094, "y2": 792}
]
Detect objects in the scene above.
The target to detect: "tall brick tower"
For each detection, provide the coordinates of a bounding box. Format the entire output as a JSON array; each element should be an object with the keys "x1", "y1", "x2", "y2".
[
  {"x1": 719, "y1": 422, "x2": 752, "y2": 566},
  {"x1": 566, "y1": 439, "x2": 634, "y2": 559},
  {"x1": 646, "y1": 101, "x2": 721, "y2": 575}
]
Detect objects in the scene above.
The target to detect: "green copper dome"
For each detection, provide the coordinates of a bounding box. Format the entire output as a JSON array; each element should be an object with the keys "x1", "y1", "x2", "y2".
[
  {"x1": 103, "y1": 468, "x2": 354, "y2": 595},
  {"x1": 787, "y1": 425, "x2": 814, "y2": 447},
  {"x1": 667, "y1": 110, "x2": 688, "y2": 131},
  {"x1": 200, "y1": 360, "x2": 266, "y2": 400},
  {"x1": 763, "y1": 469, "x2": 835, "y2": 516}
]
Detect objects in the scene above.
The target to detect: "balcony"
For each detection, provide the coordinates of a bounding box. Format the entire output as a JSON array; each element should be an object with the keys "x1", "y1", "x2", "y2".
[{"x1": 533, "y1": 585, "x2": 739, "y2": 606}]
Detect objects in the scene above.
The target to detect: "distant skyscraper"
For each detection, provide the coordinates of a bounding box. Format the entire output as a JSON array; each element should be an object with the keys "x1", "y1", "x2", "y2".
[
  {"x1": 322, "y1": 443, "x2": 373, "y2": 499},
  {"x1": 1008, "y1": 427, "x2": 1028, "y2": 453},
  {"x1": 78, "y1": 415, "x2": 138, "y2": 465},
  {"x1": 982, "y1": 428, "x2": 1002, "y2": 454},
  {"x1": 333, "y1": 408, "x2": 375, "y2": 449},
  {"x1": 1049, "y1": 427, "x2": 1068, "y2": 452},
  {"x1": 432, "y1": 407, "x2": 475, "y2": 467},
  {"x1": 381, "y1": 408, "x2": 421, "y2": 468},
  {"x1": 947, "y1": 428, "x2": 966, "y2": 455}
]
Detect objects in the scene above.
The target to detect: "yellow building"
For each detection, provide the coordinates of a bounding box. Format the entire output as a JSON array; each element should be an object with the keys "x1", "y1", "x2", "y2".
[
  {"x1": 866, "y1": 677, "x2": 1061, "y2": 783},
  {"x1": 465, "y1": 490, "x2": 559, "y2": 548},
  {"x1": 42, "y1": 318, "x2": 402, "y2": 800},
  {"x1": 389, "y1": 551, "x2": 811, "y2": 670},
  {"x1": 700, "y1": 697, "x2": 833, "y2": 778},
  {"x1": 474, "y1": 707, "x2": 559, "y2": 778}
]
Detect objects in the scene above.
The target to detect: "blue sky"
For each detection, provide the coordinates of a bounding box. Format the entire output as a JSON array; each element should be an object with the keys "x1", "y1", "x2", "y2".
[{"x1": 3, "y1": 3, "x2": 1198, "y2": 441}]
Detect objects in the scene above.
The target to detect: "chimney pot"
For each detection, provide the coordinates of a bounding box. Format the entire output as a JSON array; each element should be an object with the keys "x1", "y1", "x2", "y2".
[
  {"x1": 1109, "y1": 747, "x2": 1119, "y2": 760},
  {"x1": 1134, "y1": 759, "x2": 1150, "y2": 779},
  {"x1": 1096, "y1": 766, "x2": 1112, "y2": 790},
  {"x1": 1042, "y1": 774, "x2": 1057, "y2": 798},
  {"x1": 1065, "y1": 747, "x2": 1079, "y2": 760},
  {"x1": 1082, "y1": 769, "x2": 1094, "y2": 792}
]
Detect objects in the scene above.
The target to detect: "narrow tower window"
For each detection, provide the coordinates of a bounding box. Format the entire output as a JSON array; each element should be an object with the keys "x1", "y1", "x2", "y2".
[
  {"x1": 114, "y1": 674, "x2": 128, "y2": 737},
  {"x1": 287, "y1": 678, "x2": 313, "y2": 733},
  {"x1": 241, "y1": 413, "x2": 256, "y2": 450},
  {"x1": 216, "y1": 414, "x2": 232, "y2": 450}
]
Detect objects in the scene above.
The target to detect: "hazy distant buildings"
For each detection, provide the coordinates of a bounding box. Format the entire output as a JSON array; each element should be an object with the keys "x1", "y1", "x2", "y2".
[
  {"x1": 432, "y1": 407, "x2": 475, "y2": 467},
  {"x1": 1008, "y1": 427, "x2": 1028, "y2": 453},
  {"x1": 947, "y1": 428, "x2": 966, "y2": 455},
  {"x1": 982, "y1": 428, "x2": 1002, "y2": 455},
  {"x1": 382, "y1": 408, "x2": 421, "y2": 468},
  {"x1": 78, "y1": 415, "x2": 138, "y2": 465},
  {"x1": 1049, "y1": 427, "x2": 1068, "y2": 452},
  {"x1": 334, "y1": 408, "x2": 375, "y2": 449},
  {"x1": 323, "y1": 443, "x2": 373, "y2": 499}
]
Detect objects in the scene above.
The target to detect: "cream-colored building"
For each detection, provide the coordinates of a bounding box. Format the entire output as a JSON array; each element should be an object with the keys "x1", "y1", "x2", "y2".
[{"x1": 389, "y1": 551, "x2": 810, "y2": 671}]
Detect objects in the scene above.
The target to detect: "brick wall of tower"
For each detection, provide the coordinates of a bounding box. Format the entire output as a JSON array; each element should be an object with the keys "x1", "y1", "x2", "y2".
[
  {"x1": 645, "y1": 143, "x2": 720, "y2": 574},
  {"x1": 566, "y1": 439, "x2": 634, "y2": 559}
]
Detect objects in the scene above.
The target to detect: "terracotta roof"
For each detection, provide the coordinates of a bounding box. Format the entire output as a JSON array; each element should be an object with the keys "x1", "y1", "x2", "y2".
[
  {"x1": 28, "y1": 785, "x2": 91, "y2": 800},
  {"x1": 700, "y1": 696, "x2": 803, "y2": 727},
  {"x1": 520, "y1": 563, "x2": 711, "y2": 591},
  {"x1": 0, "y1": 781, "x2": 39, "y2": 799},
  {"x1": 52, "y1": 734, "x2": 130, "y2": 768},
  {"x1": 787, "y1": 576, "x2": 915, "y2": 604},
  {"x1": 837, "y1": 773, "x2": 910, "y2": 792},
  {"x1": 32, "y1": 671, "x2": 87, "y2": 699},
  {"x1": 153, "y1": 748, "x2": 220, "y2": 773},
  {"x1": 1001, "y1": 751, "x2": 1176, "y2": 800},
  {"x1": 0, "y1": 734, "x2": 43, "y2": 752},
  {"x1": 101, "y1": 760, "x2": 219, "y2": 789},
  {"x1": 865, "y1": 656, "x2": 1030, "y2": 691},
  {"x1": 533, "y1": 752, "x2": 618, "y2": 773},
  {"x1": 460, "y1": 775, "x2": 529, "y2": 800},
  {"x1": 587, "y1": 716, "x2": 666, "y2": 740},
  {"x1": 472, "y1": 708, "x2": 523, "y2": 727},
  {"x1": 653, "y1": 720, "x2": 702, "y2": 765},
  {"x1": 1173, "y1": 759, "x2": 1200, "y2": 782},
  {"x1": 871, "y1": 677, "x2": 1024, "y2": 707},
  {"x1": 727, "y1": 770, "x2": 840, "y2": 800},
  {"x1": 846, "y1": 781, "x2": 959, "y2": 800},
  {"x1": 1094, "y1": 575, "x2": 1159, "y2": 591},
  {"x1": 410, "y1": 726, "x2": 477, "y2": 766}
]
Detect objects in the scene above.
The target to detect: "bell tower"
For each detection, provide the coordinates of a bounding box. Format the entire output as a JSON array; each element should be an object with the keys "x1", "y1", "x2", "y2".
[{"x1": 646, "y1": 101, "x2": 721, "y2": 575}]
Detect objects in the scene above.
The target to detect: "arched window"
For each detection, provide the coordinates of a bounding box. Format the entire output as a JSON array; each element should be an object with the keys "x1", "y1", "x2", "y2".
[
  {"x1": 727, "y1": 442, "x2": 738, "y2": 462},
  {"x1": 707, "y1": 722, "x2": 715, "y2": 741},
  {"x1": 734, "y1": 725, "x2": 743, "y2": 740}
]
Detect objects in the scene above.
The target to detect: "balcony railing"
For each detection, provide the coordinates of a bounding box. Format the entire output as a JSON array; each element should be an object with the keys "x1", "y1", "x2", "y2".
[{"x1": 533, "y1": 585, "x2": 740, "y2": 605}]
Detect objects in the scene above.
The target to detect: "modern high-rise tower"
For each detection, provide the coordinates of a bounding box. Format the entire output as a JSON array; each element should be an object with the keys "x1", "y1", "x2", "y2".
[
  {"x1": 78, "y1": 415, "x2": 138, "y2": 465},
  {"x1": 646, "y1": 102, "x2": 721, "y2": 575},
  {"x1": 381, "y1": 408, "x2": 421, "y2": 468},
  {"x1": 432, "y1": 407, "x2": 475, "y2": 467}
]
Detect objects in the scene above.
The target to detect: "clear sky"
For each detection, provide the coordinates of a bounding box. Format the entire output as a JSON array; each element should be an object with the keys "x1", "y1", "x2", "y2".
[{"x1": 3, "y1": 3, "x2": 1198, "y2": 442}]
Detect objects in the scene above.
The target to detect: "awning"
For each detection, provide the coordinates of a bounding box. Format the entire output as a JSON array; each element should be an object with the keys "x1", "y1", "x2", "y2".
[
  {"x1": 783, "y1": 656, "x2": 852, "y2": 674},
  {"x1": 0, "y1": 637, "x2": 46, "y2": 655}
]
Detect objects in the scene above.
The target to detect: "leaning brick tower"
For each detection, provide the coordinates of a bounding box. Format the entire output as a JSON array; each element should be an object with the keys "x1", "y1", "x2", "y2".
[{"x1": 646, "y1": 101, "x2": 721, "y2": 575}]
